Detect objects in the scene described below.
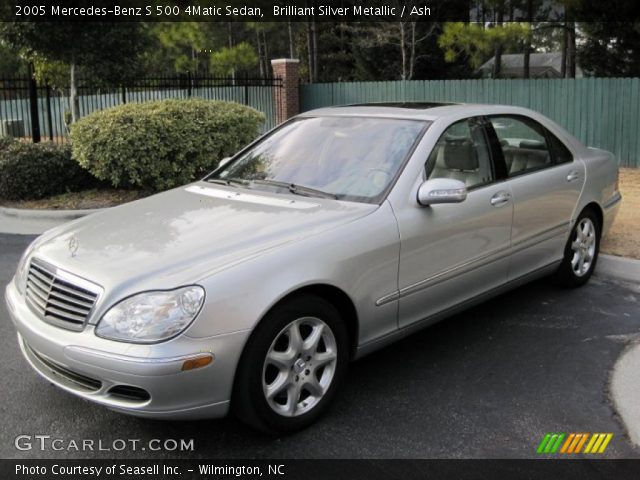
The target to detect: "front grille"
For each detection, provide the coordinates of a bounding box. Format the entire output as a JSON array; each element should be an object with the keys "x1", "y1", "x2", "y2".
[{"x1": 25, "y1": 258, "x2": 101, "y2": 331}]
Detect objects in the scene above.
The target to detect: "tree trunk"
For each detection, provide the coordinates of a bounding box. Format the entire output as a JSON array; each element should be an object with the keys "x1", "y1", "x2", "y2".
[
  {"x1": 288, "y1": 22, "x2": 295, "y2": 58},
  {"x1": 561, "y1": 20, "x2": 567, "y2": 78},
  {"x1": 399, "y1": 22, "x2": 407, "y2": 80},
  {"x1": 492, "y1": 7, "x2": 504, "y2": 78},
  {"x1": 523, "y1": 0, "x2": 533, "y2": 79},
  {"x1": 523, "y1": 46, "x2": 530, "y2": 79},
  {"x1": 306, "y1": 21, "x2": 313, "y2": 83},
  {"x1": 409, "y1": 22, "x2": 416, "y2": 80},
  {"x1": 566, "y1": 21, "x2": 576, "y2": 78},
  {"x1": 262, "y1": 30, "x2": 270, "y2": 76},
  {"x1": 69, "y1": 61, "x2": 80, "y2": 124},
  {"x1": 256, "y1": 28, "x2": 264, "y2": 78},
  {"x1": 228, "y1": 23, "x2": 235, "y2": 80},
  {"x1": 311, "y1": 19, "x2": 318, "y2": 82}
]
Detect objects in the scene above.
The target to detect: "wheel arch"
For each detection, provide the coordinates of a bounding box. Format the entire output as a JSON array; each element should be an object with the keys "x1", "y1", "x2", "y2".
[
  {"x1": 288, "y1": 284, "x2": 358, "y2": 359},
  {"x1": 257, "y1": 283, "x2": 360, "y2": 360},
  {"x1": 580, "y1": 201, "x2": 604, "y2": 235}
]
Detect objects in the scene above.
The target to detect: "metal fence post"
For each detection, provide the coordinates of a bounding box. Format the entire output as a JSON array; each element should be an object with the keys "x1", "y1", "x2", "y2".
[
  {"x1": 187, "y1": 71, "x2": 192, "y2": 97},
  {"x1": 121, "y1": 85, "x2": 127, "y2": 104},
  {"x1": 28, "y1": 64, "x2": 41, "y2": 143}
]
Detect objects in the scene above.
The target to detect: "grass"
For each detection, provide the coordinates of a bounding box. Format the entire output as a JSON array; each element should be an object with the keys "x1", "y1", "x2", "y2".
[
  {"x1": 0, "y1": 189, "x2": 147, "y2": 210},
  {"x1": 601, "y1": 168, "x2": 640, "y2": 260}
]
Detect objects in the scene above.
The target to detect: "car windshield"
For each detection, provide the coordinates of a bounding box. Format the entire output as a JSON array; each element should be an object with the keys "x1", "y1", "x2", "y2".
[{"x1": 207, "y1": 116, "x2": 428, "y2": 203}]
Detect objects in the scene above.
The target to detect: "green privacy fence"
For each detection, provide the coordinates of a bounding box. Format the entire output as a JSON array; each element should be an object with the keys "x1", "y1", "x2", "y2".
[{"x1": 300, "y1": 78, "x2": 640, "y2": 167}]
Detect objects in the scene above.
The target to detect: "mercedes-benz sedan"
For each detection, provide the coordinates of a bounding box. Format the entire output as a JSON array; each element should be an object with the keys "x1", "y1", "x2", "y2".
[{"x1": 5, "y1": 103, "x2": 621, "y2": 432}]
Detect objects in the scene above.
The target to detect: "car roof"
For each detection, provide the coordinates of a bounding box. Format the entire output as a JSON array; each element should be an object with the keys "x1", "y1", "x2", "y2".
[{"x1": 298, "y1": 102, "x2": 540, "y2": 122}]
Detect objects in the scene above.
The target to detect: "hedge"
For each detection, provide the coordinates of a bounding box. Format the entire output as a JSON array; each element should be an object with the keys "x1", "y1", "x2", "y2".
[
  {"x1": 0, "y1": 139, "x2": 99, "y2": 201},
  {"x1": 70, "y1": 99, "x2": 265, "y2": 192}
]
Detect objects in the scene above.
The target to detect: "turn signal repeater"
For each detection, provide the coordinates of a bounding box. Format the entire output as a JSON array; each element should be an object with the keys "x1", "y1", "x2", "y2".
[{"x1": 182, "y1": 354, "x2": 214, "y2": 371}]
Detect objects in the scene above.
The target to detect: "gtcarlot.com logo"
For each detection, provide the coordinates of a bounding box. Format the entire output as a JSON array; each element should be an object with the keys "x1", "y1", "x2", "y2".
[
  {"x1": 15, "y1": 435, "x2": 194, "y2": 452},
  {"x1": 537, "y1": 433, "x2": 613, "y2": 454}
]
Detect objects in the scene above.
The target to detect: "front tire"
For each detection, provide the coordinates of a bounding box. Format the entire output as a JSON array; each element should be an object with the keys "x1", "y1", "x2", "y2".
[
  {"x1": 553, "y1": 208, "x2": 600, "y2": 287},
  {"x1": 232, "y1": 294, "x2": 348, "y2": 433}
]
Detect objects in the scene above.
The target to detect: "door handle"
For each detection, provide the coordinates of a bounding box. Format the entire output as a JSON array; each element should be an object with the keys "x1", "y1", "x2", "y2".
[
  {"x1": 490, "y1": 191, "x2": 511, "y2": 206},
  {"x1": 567, "y1": 170, "x2": 580, "y2": 182}
]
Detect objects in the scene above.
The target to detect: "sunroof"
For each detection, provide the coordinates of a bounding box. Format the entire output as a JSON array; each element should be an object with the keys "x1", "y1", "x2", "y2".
[{"x1": 345, "y1": 102, "x2": 456, "y2": 109}]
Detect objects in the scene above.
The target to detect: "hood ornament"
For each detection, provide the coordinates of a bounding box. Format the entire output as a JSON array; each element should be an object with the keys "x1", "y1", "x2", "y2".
[{"x1": 68, "y1": 235, "x2": 79, "y2": 257}]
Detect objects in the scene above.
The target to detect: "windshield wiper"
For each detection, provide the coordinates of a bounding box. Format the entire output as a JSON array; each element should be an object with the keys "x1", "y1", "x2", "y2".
[
  {"x1": 207, "y1": 177, "x2": 250, "y2": 187},
  {"x1": 251, "y1": 179, "x2": 338, "y2": 200}
]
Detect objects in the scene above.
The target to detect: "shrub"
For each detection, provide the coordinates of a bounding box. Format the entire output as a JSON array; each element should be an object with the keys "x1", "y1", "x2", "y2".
[
  {"x1": 0, "y1": 140, "x2": 100, "y2": 201},
  {"x1": 0, "y1": 136, "x2": 15, "y2": 151},
  {"x1": 70, "y1": 99, "x2": 265, "y2": 192}
]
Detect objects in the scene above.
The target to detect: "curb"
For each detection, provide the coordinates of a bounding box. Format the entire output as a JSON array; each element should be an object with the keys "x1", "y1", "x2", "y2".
[
  {"x1": 595, "y1": 254, "x2": 640, "y2": 284},
  {"x1": 611, "y1": 343, "x2": 640, "y2": 448},
  {"x1": 0, "y1": 206, "x2": 101, "y2": 220}
]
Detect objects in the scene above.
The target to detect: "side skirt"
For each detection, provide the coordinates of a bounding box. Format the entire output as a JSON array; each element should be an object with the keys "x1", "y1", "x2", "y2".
[{"x1": 353, "y1": 261, "x2": 561, "y2": 360}]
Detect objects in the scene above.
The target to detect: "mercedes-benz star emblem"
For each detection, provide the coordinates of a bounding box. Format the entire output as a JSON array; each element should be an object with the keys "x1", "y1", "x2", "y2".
[{"x1": 68, "y1": 235, "x2": 79, "y2": 257}]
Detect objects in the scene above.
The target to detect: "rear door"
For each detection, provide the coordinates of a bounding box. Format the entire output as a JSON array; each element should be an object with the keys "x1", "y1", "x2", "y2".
[{"x1": 486, "y1": 115, "x2": 584, "y2": 280}]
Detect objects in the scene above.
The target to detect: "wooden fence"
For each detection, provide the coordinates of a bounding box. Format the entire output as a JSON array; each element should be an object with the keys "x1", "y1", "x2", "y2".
[{"x1": 301, "y1": 78, "x2": 640, "y2": 167}]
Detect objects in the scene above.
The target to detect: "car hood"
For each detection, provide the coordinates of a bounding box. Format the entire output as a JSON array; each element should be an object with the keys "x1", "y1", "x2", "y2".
[{"x1": 32, "y1": 182, "x2": 377, "y2": 295}]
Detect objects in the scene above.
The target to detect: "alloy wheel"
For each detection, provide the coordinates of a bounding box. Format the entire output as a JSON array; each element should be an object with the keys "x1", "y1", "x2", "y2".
[
  {"x1": 262, "y1": 317, "x2": 337, "y2": 417},
  {"x1": 570, "y1": 217, "x2": 596, "y2": 277}
]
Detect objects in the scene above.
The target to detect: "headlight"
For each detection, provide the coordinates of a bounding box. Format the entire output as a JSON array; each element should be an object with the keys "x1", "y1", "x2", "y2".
[
  {"x1": 15, "y1": 239, "x2": 39, "y2": 295},
  {"x1": 95, "y1": 286, "x2": 205, "y2": 343}
]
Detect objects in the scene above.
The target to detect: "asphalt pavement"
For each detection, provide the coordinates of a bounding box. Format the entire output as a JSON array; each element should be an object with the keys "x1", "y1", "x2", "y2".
[{"x1": 1, "y1": 233, "x2": 639, "y2": 459}]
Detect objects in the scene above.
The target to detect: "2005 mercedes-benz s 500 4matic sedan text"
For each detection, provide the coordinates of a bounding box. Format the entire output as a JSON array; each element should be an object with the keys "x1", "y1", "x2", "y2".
[{"x1": 5, "y1": 103, "x2": 621, "y2": 432}]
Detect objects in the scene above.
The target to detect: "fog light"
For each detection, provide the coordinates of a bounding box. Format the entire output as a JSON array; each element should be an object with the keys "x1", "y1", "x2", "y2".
[{"x1": 182, "y1": 354, "x2": 214, "y2": 371}]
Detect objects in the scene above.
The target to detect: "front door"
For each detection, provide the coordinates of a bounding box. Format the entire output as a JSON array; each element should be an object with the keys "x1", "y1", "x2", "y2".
[{"x1": 391, "y1": 117, "x2": 513, "y2": 329}]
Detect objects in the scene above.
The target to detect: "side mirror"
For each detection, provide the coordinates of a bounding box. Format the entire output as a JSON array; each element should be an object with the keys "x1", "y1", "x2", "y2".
[
  {"x1": 218, "y1": 157, "x2": 232, "y2": 168},
  {"x1": 417, "y1": 178, "x2": 467, "y2": 206}
]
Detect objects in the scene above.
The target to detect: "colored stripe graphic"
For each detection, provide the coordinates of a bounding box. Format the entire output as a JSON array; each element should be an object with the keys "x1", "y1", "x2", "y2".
[
  {"x1": 538, "y1": 433, "x2": 613, "y2": 454},
  {"x1": 584, "y1": 433, "x2": 613, "y2": 454},
  {"x1": 537, "y1": 433, "x2": 565, "y2": 454}
]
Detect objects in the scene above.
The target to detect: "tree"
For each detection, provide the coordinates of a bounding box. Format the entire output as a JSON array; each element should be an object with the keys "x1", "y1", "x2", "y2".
[
  {"x1": 210, "y1": 43, "x2": 258, "y2": 76},
  {"x1": 0, "y1": 22, "x2": 149, "y2": 123},
  {"x1": 439, "y1": 22, "x2": 531, "y2": 76},
  {"x1": 576, "y1": 0, "x2": 640, "y2": 77},
  {"x1": 152, "y1": 22, "x2": 208, "y2": 74},
  {"x1": 0, "y1": 41, "x2": 28, "y2": 77}
]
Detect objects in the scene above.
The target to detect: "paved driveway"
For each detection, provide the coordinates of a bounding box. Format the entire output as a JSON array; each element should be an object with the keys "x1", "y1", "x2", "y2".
[{"x1": 1, "y1": 233, "x2": 639, "y2": 459}]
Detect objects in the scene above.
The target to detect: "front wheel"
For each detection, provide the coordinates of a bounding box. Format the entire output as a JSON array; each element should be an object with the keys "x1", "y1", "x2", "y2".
[
  {"x1": 553, "y1": 209, "x2": 600, "y2": 287},
  {"x1": 232, "y1": 294, "x2": 348, "y2": 433}
]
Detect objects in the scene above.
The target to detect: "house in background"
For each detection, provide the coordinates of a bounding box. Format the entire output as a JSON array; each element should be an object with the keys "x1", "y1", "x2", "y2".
[{"x1": 477, "y1": 52, "x2": 584, "y2": 78}]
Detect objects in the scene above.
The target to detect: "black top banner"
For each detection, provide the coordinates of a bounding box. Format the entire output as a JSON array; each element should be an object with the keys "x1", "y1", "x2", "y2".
[{"x1": 1, "y1": 0, "x2": 638, "y2": 22}]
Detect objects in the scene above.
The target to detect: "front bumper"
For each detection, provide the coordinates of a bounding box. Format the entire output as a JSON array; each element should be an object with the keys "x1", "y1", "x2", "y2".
[{"x1": 5, "y1": 280, "x2": 250, "y2": 420}]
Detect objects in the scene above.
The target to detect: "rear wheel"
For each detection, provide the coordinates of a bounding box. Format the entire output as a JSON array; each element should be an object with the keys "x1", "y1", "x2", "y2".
[
  {"x1": 553, "y1": 208, "x2": 600, "y2": 287},
  {"x1": 233, "y1": 294, "x2": 348, "y2": 433}
]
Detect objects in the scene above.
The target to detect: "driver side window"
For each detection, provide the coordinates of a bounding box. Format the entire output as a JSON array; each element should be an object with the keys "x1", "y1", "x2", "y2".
[{"x1": 425, "y1": 118, "x2": 494, "y2": 189}]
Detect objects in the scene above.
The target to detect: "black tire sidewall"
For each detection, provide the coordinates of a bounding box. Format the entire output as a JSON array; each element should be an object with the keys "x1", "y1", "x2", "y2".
[{"x1": 233, "y1": 294, "x2": 349, "y2": 433}]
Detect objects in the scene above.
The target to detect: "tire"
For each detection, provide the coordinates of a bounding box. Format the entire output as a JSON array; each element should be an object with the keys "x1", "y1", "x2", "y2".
[
  {"x1": 232, "y1": 294, "x2": 349, "y2": 433},
  {"x1": 553, "y1": 208, "x2": 600, "y2": 287}
]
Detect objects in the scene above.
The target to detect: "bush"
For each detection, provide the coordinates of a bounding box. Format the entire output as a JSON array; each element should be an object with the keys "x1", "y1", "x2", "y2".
[
  {"x1": 70, "y1": 99, "x2": 265, "y2": 192},
  {"x1": 0, "y1": 140, "x2": 100, "y2": 201}
]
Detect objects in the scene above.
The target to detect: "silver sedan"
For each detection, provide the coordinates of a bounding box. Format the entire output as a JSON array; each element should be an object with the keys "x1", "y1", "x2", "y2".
[{"x1": 5, "y1": 103, "x2": 621, "y2": 432}]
